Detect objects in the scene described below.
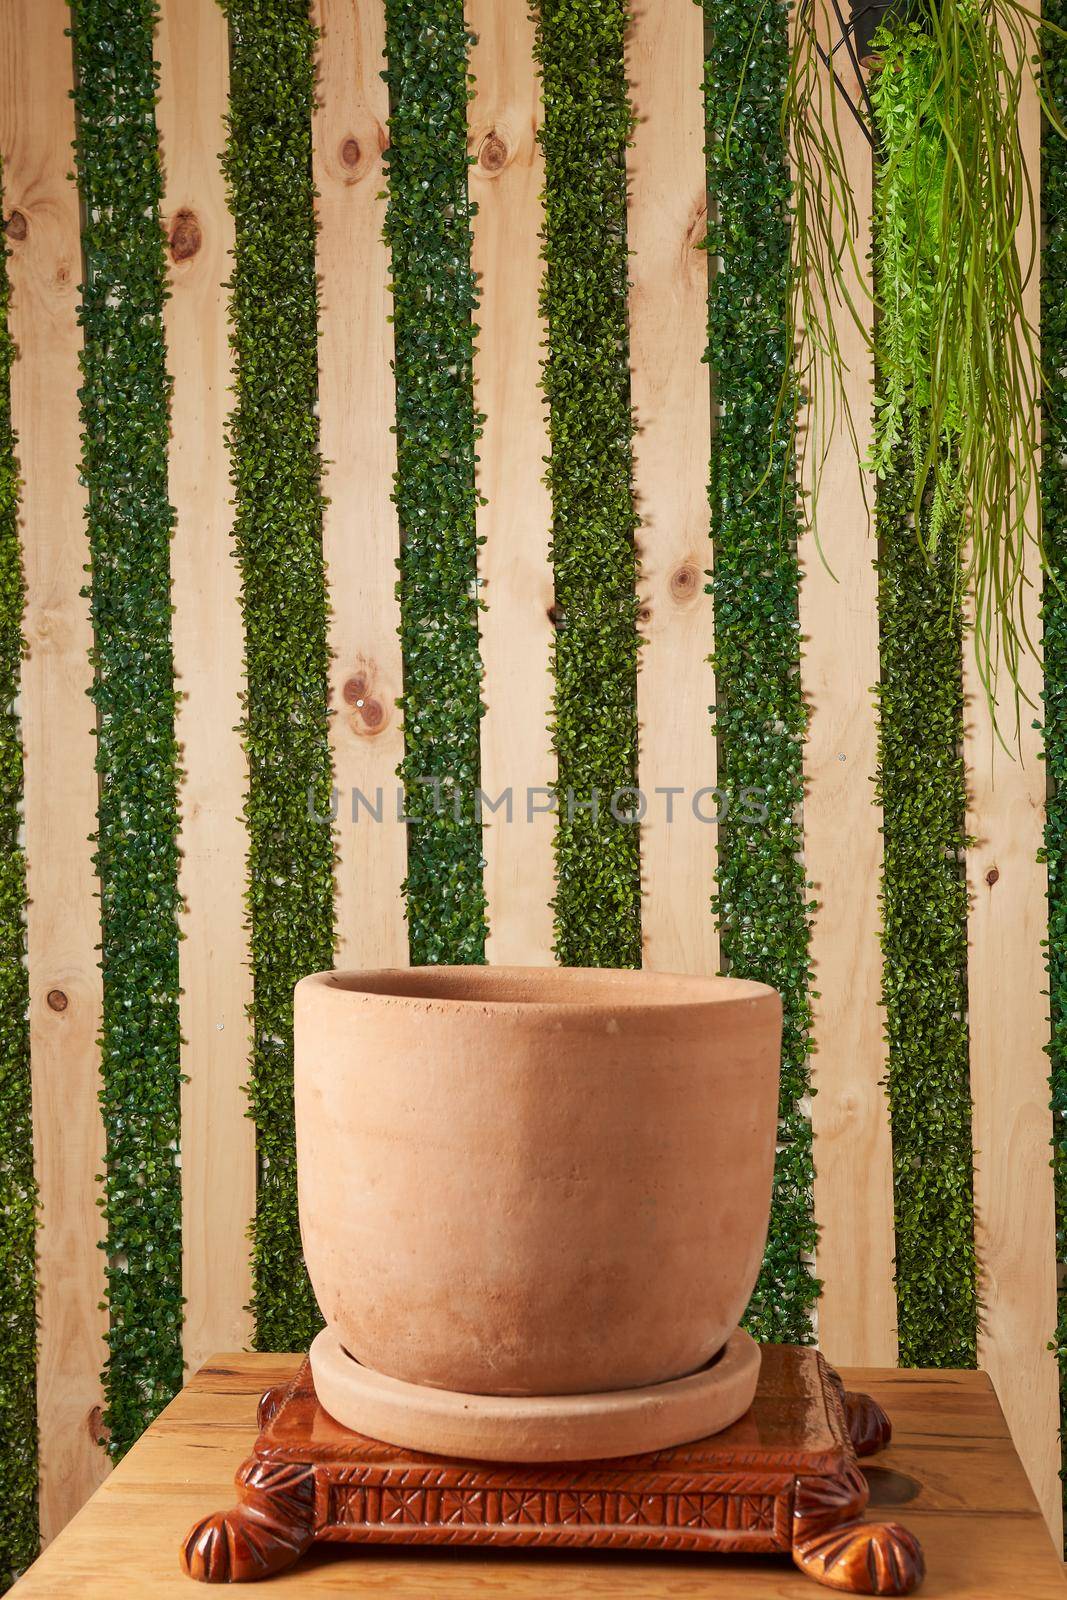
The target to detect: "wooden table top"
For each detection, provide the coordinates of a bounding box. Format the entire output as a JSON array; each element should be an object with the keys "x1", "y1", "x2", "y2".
[{"x1": 13, "y1": 1354, "x2": 1066, "y2": 1598}]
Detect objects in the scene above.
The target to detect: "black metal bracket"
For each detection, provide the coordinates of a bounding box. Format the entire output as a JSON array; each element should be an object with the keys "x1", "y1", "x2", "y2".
[{"x1": 797, "y1": 0, "x2": 879, "y2": 148}]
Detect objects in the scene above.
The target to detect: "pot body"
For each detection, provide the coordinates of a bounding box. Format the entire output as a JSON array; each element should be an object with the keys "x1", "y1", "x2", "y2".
[
  {"x1": 850, "y1": 0, "x2": 900, "y2": 63},
  {"x1": 295, "y1": 966, "x2": 781, "y2": 1398}
]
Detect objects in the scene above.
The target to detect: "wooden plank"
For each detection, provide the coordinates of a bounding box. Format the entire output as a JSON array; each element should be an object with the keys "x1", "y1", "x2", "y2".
[
  {"x1": 467, "y1": 0, "x2": 556, "y2": 965},
  {"x1": 311, "y1": 0, "x2": 407, "y2": 968},
  {"x1": 12, "y1": 1355, "x2": 1067, "y2": 1595},
  {"x1": 0, "y1": 0, "x2": 110, "y2": 1538},
  {"x1": 963, "y1": 30, "x2": 1060, "y2": 1543},
  {"x1": 625, "y1": 0, "x2": 717, "y2": 978},
  {"x1": 156, "y1": 0, "x2": 255, "y2": 1373},
  {"x1": 794, "y1": 10, "x2": 898, "y2": 1365}
]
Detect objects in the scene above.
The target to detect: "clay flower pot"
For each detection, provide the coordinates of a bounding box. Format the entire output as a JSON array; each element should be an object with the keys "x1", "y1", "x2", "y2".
[{"x1": 296, "y1": 966, "x2": 781, "y2": 1459}]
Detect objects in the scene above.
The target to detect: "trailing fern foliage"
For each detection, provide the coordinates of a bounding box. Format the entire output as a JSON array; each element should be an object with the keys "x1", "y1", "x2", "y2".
[
  {"x1": 221, "y1": 0, "x2": 335, "y2": 1351},
  {"x1": 383, "y1": 0, "x2": 487, "y2": 966},
  {"x1": 0, "y1": 159, "x2": 39, "y2": 1586},
  {"x1": 70, "y1": 0, "x2": 184, "y2": 1453},
  {"x1": 788, "y1": 0, "x2": 1061, "y2": 713},
  {"x1": 698, "y1": 0, "x2": 819, "y2": 1341},
  {"x1": 869, "y1": 26, "x2": 967, "y2": 546},
  {"x1": 1041, "y1": 0, "x2": 1067, "y2": 1540}
]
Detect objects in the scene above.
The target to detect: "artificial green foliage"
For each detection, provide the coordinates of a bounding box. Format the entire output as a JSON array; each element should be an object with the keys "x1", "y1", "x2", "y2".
[
  {"x1": 221, "y1": 0, "x2": 335, "y2": 1351},
  {"x1": 875, "y1": 450, "x2": 978, "y2": 1369},
  {"x1": 535, "y1": 0, "x2": 642, "y2": 969},
  {"x1": 0, "y1": 165, "x2": 39, "y2": 1586},
  {"x1": 787, "y1": 0, "x2": 1061, "y2": 712},
  {"x1": 868, "y1": 24, "x2": 967, "y2": 546},
  {"x1": 382, "y1": 0, "x2": 487, "y2": 966},
  {"x1": 70, "y1": 0, "x2": 183, "y2": 1454},
  {"x1": 1041, "y1": 0, "x2": 1067, "y2": 1537},
  {"x1": 698, "y1": 0, "x2": 818, "y2": 1340}
]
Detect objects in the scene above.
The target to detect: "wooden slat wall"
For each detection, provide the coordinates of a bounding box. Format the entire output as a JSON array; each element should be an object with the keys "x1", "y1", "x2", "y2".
[
  {"x1": 795, "y1": 11, "x2": 898, "y2": 1366},
  {"x1": 963, "y1": 40, "x2": 1060, "y2": 1543},
  {"x1": 0, "y1": 0, "x2": 110, "y2": 1539},
  {"x1": 626, "y1": 0, "x2": 717, "y2": 979},
  {"x1": 1, "y1": 0, "x2": 1064, "y2": 1556},
  {"x1": 468, "y1": 0, "x2": 556, "y2": 966},
  {"x1": 312, "y1": 0, "x2": 408, "y2": 970},
  {"x1": 157, "y1": 0, "x2": 255, "y2": 1373}
]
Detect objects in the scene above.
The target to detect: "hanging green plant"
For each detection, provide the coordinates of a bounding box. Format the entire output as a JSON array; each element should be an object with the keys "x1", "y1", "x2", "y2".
[
  {"x1": 868, "y1": 21, "x2": 967, "y2": 544},
  {"x1": 782, "y1": 0, "x2": 1066, "y2": 714},
  {"x1": 1041, "y1": 0, "x2": 1067, "y2": 1541}
]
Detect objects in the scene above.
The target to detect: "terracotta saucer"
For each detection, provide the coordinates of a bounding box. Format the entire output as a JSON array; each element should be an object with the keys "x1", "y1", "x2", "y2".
[{"x1": 309, "y1": 1325, "x2": 760, "y2": 1461}]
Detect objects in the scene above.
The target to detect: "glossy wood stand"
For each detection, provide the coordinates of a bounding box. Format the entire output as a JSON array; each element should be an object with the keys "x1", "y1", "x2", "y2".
[{"x1": 180, "y1": 1346, "x2": 924, "y2": 1595}]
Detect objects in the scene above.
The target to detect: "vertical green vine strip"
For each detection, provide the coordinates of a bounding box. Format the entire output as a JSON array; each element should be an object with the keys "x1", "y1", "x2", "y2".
[
  {"x1": 535, "y1": 0, "x2": 642, "y2": 969},
  {"x1": 70, "y1": 0, "x2": 183, "y2": 1453},
  {"x1": 698, "y1": 0, "x2": 818, "y2": 1340},
  {"x1": 1042, "y1": 0, "x2": 1067, "y2": 1539},
  {"x1": 870, "y1": 33, "x2": 978, "y2": 1370},
  {"x1": 875, "y1": 455, "x2": 977, "y2": 1368},
  {"x1": 382, "y1": 0, "x2": 487, "y2": 967},
  {"x1": 0, "y1": 162, "x2": 39, "y2": 1585},
  {"x1": 221, "y1": 0, "x2": 335, "y2": 1351}
]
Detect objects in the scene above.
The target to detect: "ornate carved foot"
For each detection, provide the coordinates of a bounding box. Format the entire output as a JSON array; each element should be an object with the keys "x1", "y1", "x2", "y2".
[
  {"x1": 181, "y1": 1458, "x2": 317, "y2": 1582},
  {"x1": 843, "y1": 1390, "x2": 893, "y2": 1457},
  {"x1": 793, "y1": 1463, "x2": 923, "y2": 1594},
  {"x1": 824, "y1": 1367, "x2": 893, "y2": 1456},
  {"x1": 793, "y1": 1519, "x2": 925, "y2": 1594}
]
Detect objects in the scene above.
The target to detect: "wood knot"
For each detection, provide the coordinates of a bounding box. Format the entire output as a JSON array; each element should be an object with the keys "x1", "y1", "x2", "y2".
[
  {"x1": 87, "y1": 1404, "x2": 109, "y2": 1445},
  {"x1": 986, "y1": 866, "x2": 1000, "y2": 887},
  {"x1": 685, "y1": 199, "x2": 709, "y2": 253},
  {"x1": 4, "y1": 209, "x2": 27, "y2": 241},
  {"x1": 670, "y1": 563, "x2": 700, "y2": 601},
  {"x1": 478, "y1": 130, "x2": 509, "y2": 173},
  {"x1": 168, "y1": 209, "x2": 202, "y2": 262},
  {"x1": 637, "y1": 604, "x2": 652, "y2": 625},
  {"x1": 46, "y1": 989, "x2": 68, "y2": 1013},
  {"x1": 340, "y1": 136, "x2": 361, "y2": 169},
  {"x1": 342, "y1": 672, "x2": 385, "y2": 732}
]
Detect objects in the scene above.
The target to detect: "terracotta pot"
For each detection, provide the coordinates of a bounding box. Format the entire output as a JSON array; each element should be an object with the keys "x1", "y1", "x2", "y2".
[{"x1": 295, "y1": 966, "x2": 781, "y2": 1405}]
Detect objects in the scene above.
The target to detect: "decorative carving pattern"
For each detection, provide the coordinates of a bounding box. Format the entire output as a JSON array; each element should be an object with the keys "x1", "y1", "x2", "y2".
[
  {"x1": 793, "y1": 1518, "x2": 925, "y2": 1595},
  {"x1": 180, "y1": 1348, "x2": 923, "y2": 1591},
  {"x1": 324, "y1": 1478, "x2": 782, "y2": 1541}
]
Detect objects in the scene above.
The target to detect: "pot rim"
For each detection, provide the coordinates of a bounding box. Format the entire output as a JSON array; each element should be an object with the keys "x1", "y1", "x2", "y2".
[{"x1": 298, "y1": 965, "x2": 779, "y2": 1018}]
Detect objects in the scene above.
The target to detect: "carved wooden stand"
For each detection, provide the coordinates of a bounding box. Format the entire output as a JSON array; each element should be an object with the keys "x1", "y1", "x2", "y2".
[{"x1": 181, "y1": 1345, "x2": 923, "y2": 1594}]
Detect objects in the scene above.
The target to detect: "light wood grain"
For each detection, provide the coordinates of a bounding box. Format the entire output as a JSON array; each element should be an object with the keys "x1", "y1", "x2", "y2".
[
  {"x1": 312, "y1": 0, "x2": 408, "y2": 968},
  {"x1": 157, "y1": 0, "x2": 255, "y2": 1374},
  {"x1": 962, "y1": 20, "x2": 1060, "y2": 1545},
  {"x1": 794, "y1": 8, "x2": 897, "y2": 1366},
  {"x1": 467, "y1": 0, "x2": 556, "y2": 965},
  {"x1": 12, "y1": 1353, "x2": 1067, "y2": 1596},
  {"x1": 626, "y1": 0, "x2": 717, "y2": 977},
  {"x1": 0, "y1": 0, "x2": 110, "y2": 1540}
]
